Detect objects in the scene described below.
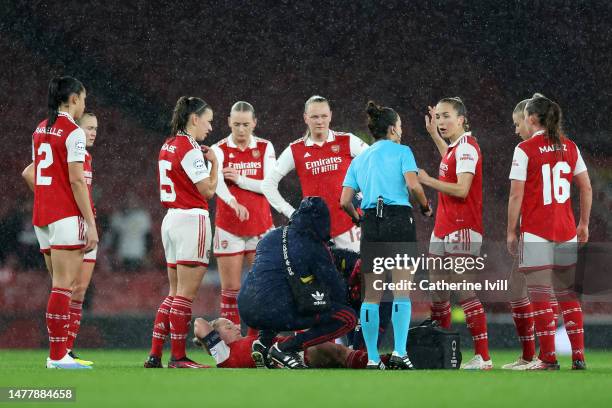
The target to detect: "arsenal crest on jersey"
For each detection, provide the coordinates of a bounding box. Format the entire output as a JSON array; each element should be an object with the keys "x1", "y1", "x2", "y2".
[
  {"x1": 252, "y1": 149, "x2": 261, "y2": 158},
  {"x1": 221, "y1": 240, "x2": 229, "y2": 249},
  {"x1": 331, "y1": 145, "x2": 340, "y2": 153}
]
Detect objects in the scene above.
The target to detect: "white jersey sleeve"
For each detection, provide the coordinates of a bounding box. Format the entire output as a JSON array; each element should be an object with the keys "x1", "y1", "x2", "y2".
[
  {"x1": 509, "y1": 146, "x2": 529, "y2": 181},
  {"x1": 212, "y1": 145, "x2": 235, "y2": 204},
  {"x1": 454, "y1": 142, "x2": 479, "y2": 174},
  {"x1": 236, "y1": 141, "x2": 276, "y2": 194},
  {"x1": 181, "y1": 148, "x2": 209, "y2": 184},
  {"x1": 574, "y1": 147, "x2": 587, "y2": 175},
  {"x1": 273, "y1": 145, "x2": 295, "y2": 176},
  {"x1": 349, "y1": 133, "x2": 369, "y2": 157},
  {"x1": 65, "y1": 128, "x2": 87, "y2": 163},
  {"x1": 261, "y1": 145, "x2": 296, "y2": 218}
]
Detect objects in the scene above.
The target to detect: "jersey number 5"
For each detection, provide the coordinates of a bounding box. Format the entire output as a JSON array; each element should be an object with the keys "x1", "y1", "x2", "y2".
[
  {"x1": 159, "y1": 160, "x2": 176, "y2": 202},
  {"x1": 541, "y1": 162, "x2": 571, "y2": 205},
  {"x1": 36, "y1": 143, "x2": 53, "y2": 185}
]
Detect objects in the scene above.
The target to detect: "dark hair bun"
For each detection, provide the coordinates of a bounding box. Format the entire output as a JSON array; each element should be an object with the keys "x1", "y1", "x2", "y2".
[{"x1": 366, "y1": 101, "x2": 382, "y2": 117}]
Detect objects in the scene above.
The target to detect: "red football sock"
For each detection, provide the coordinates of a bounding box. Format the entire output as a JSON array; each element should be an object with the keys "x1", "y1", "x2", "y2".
[
  {"x1": 528, "y1": 285, "x2": 556, "y2": 363},
  {"x1": 346, "y1": 349, "x2": 368, "y2": 368},
  {"x1": 510, "y1": 297, "x2": 535, "y2": 361},
  {"x1": 431, "y1": 301, "x2": 451, "y2": 329},
  {"x1": 149, "y1": 296, "x2": 173, "y2": 358},
  {"x1": 220, "y1": 289, "x2": 240, "y2": 325},
  {"x1": 460, "y1": 297, "x2": 490, "y2": 361},
  {"x1": 556, "y1": 289, "x2": 585, "y2": 362},
  {"x1": 550, "y1": 296, "x2": 560, "y2": 328},
  {"x1": 46, "y1": 287, "x2": 72, "y2": 360},
  {"x1": 66, "y1": 300, "x2": 83, "y2": 351},
  {"x1": 169, "y1": 296, "x2": 192, "y2": 360}
]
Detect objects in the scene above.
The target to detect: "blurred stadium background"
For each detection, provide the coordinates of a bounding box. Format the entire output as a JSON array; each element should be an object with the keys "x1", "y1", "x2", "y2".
[{"x1": 0, "y1": 0, "x2": 611, "y2": 350}]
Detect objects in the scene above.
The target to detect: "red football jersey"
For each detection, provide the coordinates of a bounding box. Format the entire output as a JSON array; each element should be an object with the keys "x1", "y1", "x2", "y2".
[
  {"x1": 158, "y1": 134, "x2": 211, "y2": 210},
  {"x1": 509, "y1": 131, "x2": 587, "y2": 241},
  {"x1": 290, "y1": 132, "x2": 355, "y2": 238},
  {"x1": 213, "y1": 136, "x2": 274, "y2": 236},
  {"x1": 433, "y1": 133, "x2": 483, "y2": 238},
  {"x1": 84, "y1": 151, "x2": 96, "y2": 216},
  {"x1": 32, "y1": 112, "x2": 87, "y2": 227},
  {"x1": 217, "y1": 335, "x2": 258, "y2": 368}
]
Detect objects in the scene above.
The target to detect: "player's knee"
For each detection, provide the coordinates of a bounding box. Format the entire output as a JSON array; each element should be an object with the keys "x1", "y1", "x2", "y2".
[{"x1": 71, "y1": 283, "x2": 88, "y2": 299}]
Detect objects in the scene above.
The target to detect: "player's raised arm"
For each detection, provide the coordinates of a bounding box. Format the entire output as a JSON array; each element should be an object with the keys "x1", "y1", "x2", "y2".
[
  {"x1": 262, "y1": 145, "x2": 296, "y2": 218},
  {"x1": 211, "y1": 144, "x2": 248, "y2": 221},
  {"x1": 425, "y1": 105, "x2": 449, "y2": 157},
  {"x1": 234, "y1": 142, "x2": 276, "y2": 194},
  {"x1": 194, "y1": 146, "x2": 218, "y2": 199}
]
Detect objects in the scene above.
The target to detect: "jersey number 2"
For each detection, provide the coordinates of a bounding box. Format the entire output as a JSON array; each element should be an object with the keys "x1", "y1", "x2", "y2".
[
  {"x1": 159, "y1": 160, "x2": 176, "y2": 202},
  {"x1": 541, "y1": 162, "x2": 570, "y2": 205},
  {"x1": 36, "y1": 143, "x2": 53, "y2": 185}
]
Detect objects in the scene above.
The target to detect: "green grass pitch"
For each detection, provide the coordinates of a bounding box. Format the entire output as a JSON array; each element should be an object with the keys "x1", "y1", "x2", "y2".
[{"x1": 1, "y1": 349, "x2": 611, "y2": 408}]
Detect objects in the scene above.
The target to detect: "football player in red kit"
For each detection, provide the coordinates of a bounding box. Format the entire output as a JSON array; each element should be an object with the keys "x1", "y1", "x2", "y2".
[
  {"x1": 502, "y1": 96, "x2": 560, "y2": 370},
  {"x1": 507, "y1": 94, "x2": 592, "y2": 370},
  {"x1": 27, "y1": 76, "x2": 97, "y2": 369},
  {"x1": 144, "y1": 96, "x2": 218, "y2": 369},
  {"x1": 211, "y1": 102, "x2": 275, "y2": 328},
  {"x1": 418, "y1": 97, "x2": 492, "y2": 370},
  {"x1": 502, "y1": 98, "x2": 538, "y2": 370},
  {"x1": 262, "y1": 95, "x2": 368, "y2": 252},
  {"x1": 22, "y1": 112, "x2": 99, "y2": 367},
  {"x1": 192, "y1": 318, "x2": 370, "y2": 369}
]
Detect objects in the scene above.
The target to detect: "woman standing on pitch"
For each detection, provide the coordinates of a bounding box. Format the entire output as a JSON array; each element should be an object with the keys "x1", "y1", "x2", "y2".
[
  {"x1": 418, "y1": 97, "x2": 492, "y2": 370},
  {"x1": 145, "y1": 96, "x2": 218, "y2": 369},
  {"x1": 262, "y1": 95, "x2": 368, "y2": 252},
  {"x1": 211, "y1": 101, "x2": 275, "y2": 329},
  {"x1": 29, "y1": 76, "x2": 97, "y2": 369},
  {"x1": 341, "y1": 101, "x2": 432, "y2": 370},
  {"x1": 507, "y1": 94, "x2": 591, "y2": 370},
  {"x1": 502, "y1": 96, "x2": 559, "y2": 370},
  {"x1": 23, "y1": 111, "x2": 100, "y2": 367}
]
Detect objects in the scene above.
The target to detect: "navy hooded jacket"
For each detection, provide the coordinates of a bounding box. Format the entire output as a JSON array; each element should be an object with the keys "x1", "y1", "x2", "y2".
[{"x1": 239, "y1": 197, "x2": 347, "y2": 305}]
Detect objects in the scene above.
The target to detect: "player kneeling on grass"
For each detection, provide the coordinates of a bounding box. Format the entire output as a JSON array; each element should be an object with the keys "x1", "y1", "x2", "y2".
[
  {"x1": 192, "y1": 318, "x2": 371, "y2": 368},
  {"x1": 237, "y1": 197, "x2": 357, "y2": 369}
]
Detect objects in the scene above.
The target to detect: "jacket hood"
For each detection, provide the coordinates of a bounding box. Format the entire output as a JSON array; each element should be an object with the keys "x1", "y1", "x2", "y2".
[{"x1": 289, "y1": 196, "x2": 331, "y2": 242}]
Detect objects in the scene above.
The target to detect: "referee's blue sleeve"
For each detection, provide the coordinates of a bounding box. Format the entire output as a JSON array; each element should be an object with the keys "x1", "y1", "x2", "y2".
[
  {"x1": 401, "y1": 146, "x2": 418, "y2": 174},
  {"x1": 342, "y1": 161, "x2": 359, "y2": 190}
]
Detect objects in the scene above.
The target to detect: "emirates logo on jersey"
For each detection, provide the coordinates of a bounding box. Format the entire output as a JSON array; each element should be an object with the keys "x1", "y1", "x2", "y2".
[
  {"x1": 305, "y1": 156, "x2": 342, "y2": 175},
  {"x1": 229, "y1": 161, "x2": 261, "y2": 176},
  {"x1": 252, "y1": 149, "x2": 261, "y2": 158},
  {"x1": 331, "y1": 145, "x2": 340, "y2": 153}
]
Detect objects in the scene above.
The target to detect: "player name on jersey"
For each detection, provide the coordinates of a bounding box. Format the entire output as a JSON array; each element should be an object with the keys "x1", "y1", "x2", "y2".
[
  {"x1": 538, "y1": 144, "x2": 568, "y2": 154},
  {"x1": 34, "y1": 126, "x2": 64, "y2": 137}
]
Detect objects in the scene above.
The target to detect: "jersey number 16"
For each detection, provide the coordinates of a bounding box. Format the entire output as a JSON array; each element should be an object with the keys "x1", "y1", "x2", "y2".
[{"x1": 541, "y1": 162, "x2": 570, "y2": 205}]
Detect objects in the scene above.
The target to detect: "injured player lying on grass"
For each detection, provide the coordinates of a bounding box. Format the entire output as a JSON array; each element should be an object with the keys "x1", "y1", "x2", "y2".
[{"x1": 192, "y1": 317, "x2": 379, "y2": 369}]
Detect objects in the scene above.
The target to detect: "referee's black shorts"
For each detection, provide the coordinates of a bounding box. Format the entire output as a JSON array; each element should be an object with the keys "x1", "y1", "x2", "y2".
[{"x1": 361, "y1": 205, "x2": 417, "y2": 259}]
